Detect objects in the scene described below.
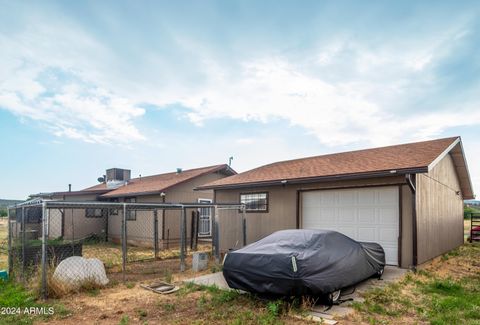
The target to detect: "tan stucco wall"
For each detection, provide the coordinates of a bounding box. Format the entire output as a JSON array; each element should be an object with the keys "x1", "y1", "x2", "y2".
[
  {"x1": 51, "y1": 193, "x2": 106, "y2": 240},
  {"x1": 416, "y1": 154, "x2": 464, "y2": 264},
  {"x1": 108, "y1": 171, "x2": 226, "y2": 247},
  {"x1": 215, "y1": 175, "x2": 410, "y2": 257}
]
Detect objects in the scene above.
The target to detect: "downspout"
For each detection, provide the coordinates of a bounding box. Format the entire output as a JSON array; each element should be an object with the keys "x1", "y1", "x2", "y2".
[{"x1": 406, "y1": 174, "x2": 418, "y2": 269}]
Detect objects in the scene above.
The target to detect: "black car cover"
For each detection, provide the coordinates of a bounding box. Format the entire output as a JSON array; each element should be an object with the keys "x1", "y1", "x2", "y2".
[{"x1": 223, "y1": 229, "x2": 385, "y2": 296}]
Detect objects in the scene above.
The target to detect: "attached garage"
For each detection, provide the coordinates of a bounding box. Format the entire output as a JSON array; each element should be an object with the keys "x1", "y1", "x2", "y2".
[
  {"x1": 201, "y1": 136, "x2": 474, "y2": 268},
  {"x1": 301, "y1": 187, "x2": 399, "y2": 265}
]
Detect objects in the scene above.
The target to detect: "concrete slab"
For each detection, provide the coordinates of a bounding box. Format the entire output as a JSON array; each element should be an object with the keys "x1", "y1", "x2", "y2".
[
  {"x1": 311, "y1": 266, "x2": 408, "y2": 319},
  {"x1": 184, "y1": 272, "x2": 230, "y2": 289}
]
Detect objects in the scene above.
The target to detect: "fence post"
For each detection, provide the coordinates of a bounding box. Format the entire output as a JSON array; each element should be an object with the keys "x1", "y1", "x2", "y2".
[
  {"x1": 242, "y1": 205, "x2": 247, "y2": 247},
  {"x1": 214, "y1": 220, "x2": 220, "y2": 263},
  {"x1": 41, "y1": 202, "x2": 48, "y2": 299},
  {"x1": 211, "y1": 206, "x2": 216, "y2": 257},
  {"x1": 213, "y1": 205, "x2": 220, "y2": 263},
  {"x1": 7, "y1": 208, "x2": 12, "y2": 276},
  {"x1": 122, "y1": 203, "x2": 127, "y2": 282},
  {"x1": 180, "y1": 207, "x2": 186, "y2": 272},
  {"x1": 190, "y1": 211, "x2": 195, "y2": 250},
  {"x1": 153, "y1": 209, "x2": 158, "y2": 259},
  {"x1": 21, "y1": 207, "x2": 25, "y2": 283},
  {"x1": 193, "y1": 211, "x2": 199, "y2": 251}
]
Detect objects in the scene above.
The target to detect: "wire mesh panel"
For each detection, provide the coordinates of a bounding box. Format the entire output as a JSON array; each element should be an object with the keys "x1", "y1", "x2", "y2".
[
  {"x1": 7, "y1": 200, "x2": 244, "y2": 298},
  {"x1": 124, "y1": 209, "x2": 156, "y2": 263}
]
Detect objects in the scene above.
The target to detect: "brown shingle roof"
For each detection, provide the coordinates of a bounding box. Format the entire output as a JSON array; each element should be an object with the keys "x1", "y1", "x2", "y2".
[
  {"x1": 80, "y1": 164, "x2": 234, "y2": 198},
  {"x1": 199, "y1": 137, "x2": 460, "y2": 189}
]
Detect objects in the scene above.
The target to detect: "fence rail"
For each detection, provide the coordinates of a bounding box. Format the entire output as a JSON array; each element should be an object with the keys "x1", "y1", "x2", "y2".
[{"x1": 8, "y1": 199, "x2": 245, "y2": 298}]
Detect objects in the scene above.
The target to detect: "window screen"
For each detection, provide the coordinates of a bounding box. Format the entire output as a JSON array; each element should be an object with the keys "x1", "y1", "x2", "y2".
[
  {"x1": 124, "y1": 197, "x2": 136, "y2": 220},
  {"x1": 240, "y1": 192, "x2": 268, "y2": 212}
]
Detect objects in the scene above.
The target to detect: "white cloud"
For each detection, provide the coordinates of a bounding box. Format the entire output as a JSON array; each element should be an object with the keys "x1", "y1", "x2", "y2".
[
  {"x1": 166, "y1": 56, "x2": 480, "y2": 147},
  {"x1": 1, "y1": 14, "x2": 479, "y2": 153},
  {"x1": 0, "y1": 24, "x2": 145, "y2": 145}
]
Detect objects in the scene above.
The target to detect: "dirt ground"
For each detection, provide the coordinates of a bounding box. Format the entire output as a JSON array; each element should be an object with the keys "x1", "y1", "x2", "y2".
[
  {"x1": 5, "y1": 218, "x2": 479, "y2": 324},
  {"x1": 38, "y1": 257, "x2": 312, "y2": 325},
  {"x1": 40, "y1": 260, "x2": 216, "y2": 325}
]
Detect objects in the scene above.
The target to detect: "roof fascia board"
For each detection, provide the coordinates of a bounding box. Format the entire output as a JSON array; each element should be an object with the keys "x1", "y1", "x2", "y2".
[
  {"x1": 198, "y1": 167, "x2": 428, "y2": 190},
  {"x1": 427, "y1": 137, "x2": 475, "y2": 199},
  {"x1": 456, "y1": 140, "x2": 475, "y2": 199},
  {"x1": 427, "y1": 137, "x2": 460, "y2": 172}
]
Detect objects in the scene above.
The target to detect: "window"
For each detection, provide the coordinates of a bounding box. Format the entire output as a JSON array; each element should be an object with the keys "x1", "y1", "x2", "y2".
[
  {"x1": 240, "y1": 192, "x2": 268, "y2": 212},
  {"x1": 109, "y1": 198, "x2": 119, "y2": 215},
  {"x1": 86, "y1": 208, "x2": 106, "y2": 218},
  {"x1": 124, "y1": 197, "x2": 136, "y2": 220}
]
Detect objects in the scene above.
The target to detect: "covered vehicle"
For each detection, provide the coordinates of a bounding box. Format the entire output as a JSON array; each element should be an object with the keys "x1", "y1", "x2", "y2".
[{"x1": 223, "y1": 229, "x2": 385, "y2": 297}]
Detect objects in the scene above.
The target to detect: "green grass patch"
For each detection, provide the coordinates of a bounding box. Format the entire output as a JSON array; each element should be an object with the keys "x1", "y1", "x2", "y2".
[
  {"x1": 119, "y1": 315, "x2": 130, "y2": 325},
  {"x1": 0, "y1": 279, "x2": 65, "y2": 325},
  {"x1": 353, "y1": 243, "x2": 480, "y2": 324},
  {"x1": 418, "y1": 277, "x2": 480, "y2": 325}
]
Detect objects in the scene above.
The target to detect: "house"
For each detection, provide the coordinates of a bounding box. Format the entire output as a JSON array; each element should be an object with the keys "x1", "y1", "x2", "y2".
[
  {"x1": 31, "y1": 164, "x2": 236, "y2": 247},
  {"x1": 198, "y1": 137, "x2": 474, "y2": 268}
]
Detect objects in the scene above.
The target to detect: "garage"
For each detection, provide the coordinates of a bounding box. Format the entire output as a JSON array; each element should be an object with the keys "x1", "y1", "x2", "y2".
[
  {"x1": 301, "y1": 186, "x2": 399, "y2": 265},
  {"x1": 204, "y1": 137, "x2": 472, "y2": 268}
]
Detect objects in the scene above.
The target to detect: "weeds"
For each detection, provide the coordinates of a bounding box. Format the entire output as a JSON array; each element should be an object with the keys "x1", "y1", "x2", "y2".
[
  {"x1": 163, "y1": 268, "x2": 172, "y2": 283},
  {"x1": 174, "y1": 283, "x2": 289, "y2": 324},
  {"x1": 137, "y1": 309, "x2": 148, "y2": 318},
  {"x1": 119, "y1": 315, "x2": 130, "y2": 325},
  {"x1": 161, "y1": 303, "x2": 176, "y2": 312},
  {"x1": 353, "y1": 243, "x2": 480, "y2": 324},
  {"x1": 0, "y1": 279, "x2": 56, "y2": 325},
  {"x1": 210, "y1": 263, "x2": 222, "y2": 273}
]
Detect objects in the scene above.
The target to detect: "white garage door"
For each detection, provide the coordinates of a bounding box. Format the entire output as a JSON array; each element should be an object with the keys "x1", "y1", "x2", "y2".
[{"x1": 302, "y1": 186, "x2": 399, "y2": 265}]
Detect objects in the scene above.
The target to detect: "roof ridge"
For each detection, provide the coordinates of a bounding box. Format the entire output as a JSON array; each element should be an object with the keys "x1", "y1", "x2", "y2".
[{"x1": 128, "y1": 164, "x2": 226, "y2": 181}]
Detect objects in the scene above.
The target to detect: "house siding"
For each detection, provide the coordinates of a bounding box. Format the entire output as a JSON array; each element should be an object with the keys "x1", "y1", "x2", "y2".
[
  {"x1": 215, "y1": 175, "x2": 413, "y2": 265},
  {"x1": 401, "y1": 185, "x2": 413, "y2": 268},
  {"x1": 50, "y1": 193, "x2": 106, "y2": 240},
  {"x1": 108, "y1": 171, "x2": 225, "y2": 247},
  {"x1": 416, "y1": 154, "x2": 464, "y2": 264}
]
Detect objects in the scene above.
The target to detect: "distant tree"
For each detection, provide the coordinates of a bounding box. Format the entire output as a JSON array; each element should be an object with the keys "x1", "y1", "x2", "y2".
[
  {"x1": 0, "y1": 208, "x2": 7, "y2": 218},
  {"x1": 464, "y1": 205, "x2": 480, "y2": 219}
]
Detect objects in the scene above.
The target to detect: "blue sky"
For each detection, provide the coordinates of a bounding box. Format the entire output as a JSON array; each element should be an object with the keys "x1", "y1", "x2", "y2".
[{"x1": 0, "y1": 0, "x2": 479, "y2": 199}]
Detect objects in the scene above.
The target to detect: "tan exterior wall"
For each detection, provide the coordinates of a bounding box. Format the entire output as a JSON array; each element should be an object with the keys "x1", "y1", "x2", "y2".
[
  {"x1": 416, "y1": 154, "x2": 464, "y2": 264},
  {"x1": 108, "y1": 171, "x2": 225, "y2": 247},
  {"x1": 51, "y1": 193, "x2": 106, "y2": 240},
  {"x1": 215, "y1": 175, "x2": 409, "y2": 255},
  {"x1": 401, "y1": 185, "x2": 413, "y2": 268}
]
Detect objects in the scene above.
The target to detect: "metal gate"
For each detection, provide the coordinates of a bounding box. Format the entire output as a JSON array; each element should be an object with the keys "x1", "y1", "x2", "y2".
[{"x1": 198, "y1": 199, "x2": 212, "y2": 237}]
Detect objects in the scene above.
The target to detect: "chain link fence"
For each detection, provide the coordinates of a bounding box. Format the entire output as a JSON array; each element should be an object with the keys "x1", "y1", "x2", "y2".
[{"x1": 8, "y1": 200, "x2": 245, "y2": 298}]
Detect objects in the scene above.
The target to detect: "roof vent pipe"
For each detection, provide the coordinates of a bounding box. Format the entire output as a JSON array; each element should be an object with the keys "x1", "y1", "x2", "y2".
[{"x1": 68, "y1": 184, "x2": 71, "y2": 192}]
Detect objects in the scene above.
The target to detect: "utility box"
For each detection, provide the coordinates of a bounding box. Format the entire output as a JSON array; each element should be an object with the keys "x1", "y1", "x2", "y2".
[
  {"x1": 0, "y1": 270, "x2": 8, "y2": 281},
  {"x1": 192, "y1": 252, "x2": 208, "y2": 272}
]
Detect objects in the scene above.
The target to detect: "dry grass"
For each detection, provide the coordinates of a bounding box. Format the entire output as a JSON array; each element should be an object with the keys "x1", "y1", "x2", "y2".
[
  {"x1": 0, "y1": 218, "x2": 8, "y2": 270},
  {"x1": 83, "y1": 241, "x2": 211, "y2": 268},
  {"x1": 465, "y1": 218, "x2": 472, "y2": 241},
  {"x1": 38, "y1": 274, "x2": 316, "y2": 325}
]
